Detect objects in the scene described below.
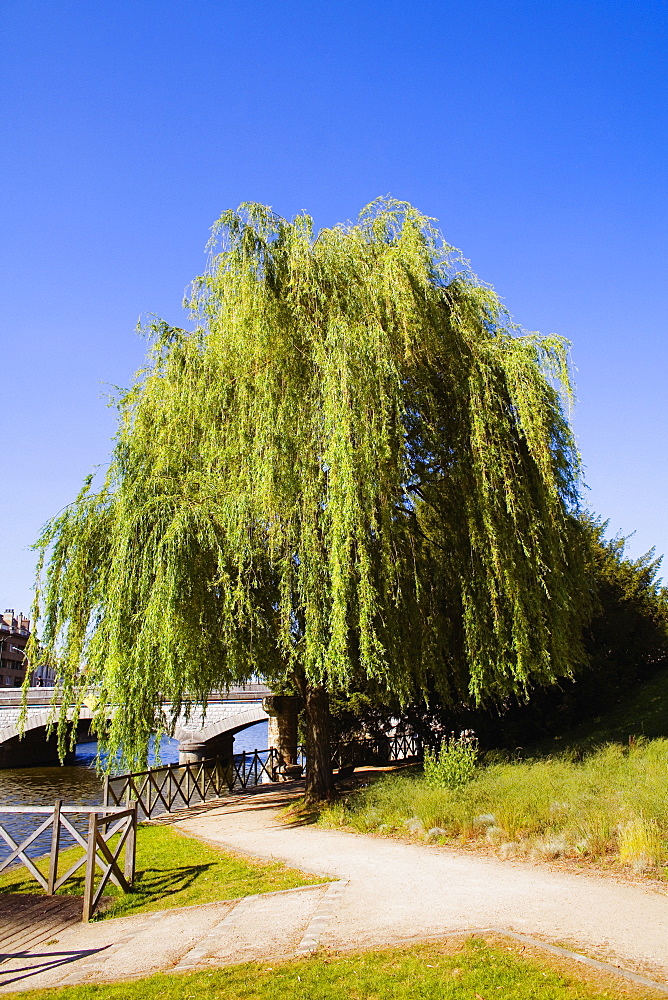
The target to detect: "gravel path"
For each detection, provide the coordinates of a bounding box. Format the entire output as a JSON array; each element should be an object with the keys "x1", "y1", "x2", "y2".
[
  {"x1": 176, "y1": 786, "x2": 668, "y2": 984},
  {"x1": 2, "y1": 783, "x2": 668, "y2": 994}
]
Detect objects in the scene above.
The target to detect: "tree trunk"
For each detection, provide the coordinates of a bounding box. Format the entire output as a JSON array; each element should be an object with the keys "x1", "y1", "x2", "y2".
[{"x1": 300, "y1": 681, "x2": 335, "y2": 803}]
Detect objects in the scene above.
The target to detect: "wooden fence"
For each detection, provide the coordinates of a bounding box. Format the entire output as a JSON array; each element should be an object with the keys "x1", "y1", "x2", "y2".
[
  {"x1": 102, "y1": 748, "x2": 294, "y2": 819},
  {"x1": 103, "y1": 755, "x2": 230, "y2": 818},
  {"x1": 103, "y1": 733, "x2": 419, "y2": 821},
  {"x1": 0, "y1": 801, "x2": 137, "y2": 921},
  {"x1": 331, "y1": 731, "x2": 422, "y2": 769}
]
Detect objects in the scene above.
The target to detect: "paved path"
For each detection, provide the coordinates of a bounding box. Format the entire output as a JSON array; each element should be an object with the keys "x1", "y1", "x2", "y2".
[
  {"x1": 2, "y1": 784, "x2": 668, "y2": 994},
  {"x1": 177, "y1": 788, "x2": 668, "y2": 983}
]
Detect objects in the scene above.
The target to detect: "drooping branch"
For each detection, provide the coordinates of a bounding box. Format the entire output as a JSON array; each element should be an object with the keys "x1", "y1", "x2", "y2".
[{"x1": 32, "y1": 198, "x2": 590, "y2": 782}]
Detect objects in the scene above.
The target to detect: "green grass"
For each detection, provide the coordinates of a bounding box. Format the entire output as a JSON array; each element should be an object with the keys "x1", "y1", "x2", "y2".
[
  {"x1": 0, "y1": 823, "x2": 324, "y2": 919},
  {"x1": 321, "y1": 739, "x2": 668, "y2": 874},
  {"x1": 3, "y1": 937, "x2": 658, "y2": 1000},
  {"x1": 531, "y1": 665, "x2": 668, "y2": 756}
]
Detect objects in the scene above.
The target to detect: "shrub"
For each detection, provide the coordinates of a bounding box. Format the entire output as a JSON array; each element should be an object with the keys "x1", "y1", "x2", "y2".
[
  {"x1": 618, "y1": 815, "x2": 664, "y2": 872},
  {"x1": 423, "y1": 731, "x2": 478, "y2": 789}
]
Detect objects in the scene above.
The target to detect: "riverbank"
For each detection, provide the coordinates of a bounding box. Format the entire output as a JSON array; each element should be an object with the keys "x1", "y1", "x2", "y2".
[{"x1": 2, "y1": 784, "x2": 668, "y2": 996}]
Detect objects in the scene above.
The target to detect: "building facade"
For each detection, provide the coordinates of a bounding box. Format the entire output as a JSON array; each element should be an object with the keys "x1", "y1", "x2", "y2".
[{"x1": 0, "y1": 609, "x2": 30, "y2": 687}]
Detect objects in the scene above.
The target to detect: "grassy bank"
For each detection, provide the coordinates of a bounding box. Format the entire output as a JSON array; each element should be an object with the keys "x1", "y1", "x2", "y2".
[
  {"x1": 530, "y1": 665, "x2": 668, "y2": 756},
  {"x1": 3, "y1": 936, "x2": 660, "y2": 1000},
  {"x1": 321, "y1": 739, "x2": 668, "y2": 874},
  {"x1": 0, "y1": 823, "x2": 323, "y2": 919}
]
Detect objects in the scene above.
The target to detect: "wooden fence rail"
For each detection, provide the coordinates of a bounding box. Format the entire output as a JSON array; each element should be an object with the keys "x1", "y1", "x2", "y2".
[
  {"x1": 103, "y1": 755, "x2": 230, "y2": 818},
  {"x1": 102, "y1": 749, "x2": 291, "y2": 819},
  {"x1": 103, "y1": 732, "x2": 419, "y2": 822},
  {"x1": 0, "y1": 802, "x2": 137, "y2": 921},
  {"x1": 331, "y1": 731, "x2": 422, "y2": 769}
]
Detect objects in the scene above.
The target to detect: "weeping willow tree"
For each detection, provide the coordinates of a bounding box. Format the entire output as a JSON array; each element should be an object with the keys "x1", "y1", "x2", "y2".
[{"x1": 31, "y1": 199, "x2": 590, "y2": 801}]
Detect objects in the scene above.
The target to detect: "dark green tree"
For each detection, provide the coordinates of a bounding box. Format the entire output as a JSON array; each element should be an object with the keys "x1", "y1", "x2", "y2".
[
  {"x1": 584, "y1": 519, "x2": 668, "y2": 683},
  {"x1": 32, "y1": 200, "x2": 590, "y2": 801},
  {"x1": 393, "y1": 517, "x2": 668, "y2": 752}
]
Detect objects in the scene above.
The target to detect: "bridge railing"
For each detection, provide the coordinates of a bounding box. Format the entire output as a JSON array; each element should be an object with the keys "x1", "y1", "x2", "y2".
[
  {"x1": 0, "y1": 684, "x2": 271, "y2": 708},
  {"x1": 0, "y1": 800, "x2": 137, "y2": 921}
]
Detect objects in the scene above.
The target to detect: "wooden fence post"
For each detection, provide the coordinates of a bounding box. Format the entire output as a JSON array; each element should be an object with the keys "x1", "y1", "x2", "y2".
[
  {"x1": 124, "y1": 804, "x2": 137, "y2": 885},
  {"x1": 146, "y1": 776, "x2": 153, "y2": 818},
  {"x1": 82, "y1": 812, "x2": 98, "y2": 922},
  {"x1": 47, "y1": 799, "x2": 62, "y2": 895},
  {"x1": 185, "y1": 759, "x2": 192, "y2": 806}
]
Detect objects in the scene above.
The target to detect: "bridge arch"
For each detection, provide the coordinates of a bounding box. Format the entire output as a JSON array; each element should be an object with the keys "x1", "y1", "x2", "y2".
[
  {"x1": 174, "y1": 704, "x2": 269, "y2": 763},
  {"x1": 0, "y1": 687, "x2": 279, "y2": 769},
  {"x1": 0, "y1": 710, "x2": 96, "y2": 768}
]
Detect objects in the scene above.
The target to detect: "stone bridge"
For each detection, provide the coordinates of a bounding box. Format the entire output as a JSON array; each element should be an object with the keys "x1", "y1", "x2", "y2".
[{"x1": 0, "y1": 686, "x2": 299, "y2": 769}]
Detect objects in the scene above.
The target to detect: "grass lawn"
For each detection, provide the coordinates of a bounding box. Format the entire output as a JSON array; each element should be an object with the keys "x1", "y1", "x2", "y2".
[
  {"x1": 320, "y1": 739, "x2": 668, "y2": 876},
  {"x1": 3, "y1": 936, "x2": 662, "y2": 1000},
  {"x1": 0, "y1": 822, "x2": 324, "y2": 919}
]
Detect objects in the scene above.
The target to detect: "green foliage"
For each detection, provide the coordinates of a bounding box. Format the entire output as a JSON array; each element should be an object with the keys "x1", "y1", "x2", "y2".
[
  {"x1": 0, "y1": 824, "x2": 321, "y2": 917},
  {"x1": 583, "y1": 517, "x2": 668, "y2": 684},
  {"x1": 322, "y1": 738, "x2": 668, "y2": 872},
  {"x1": 423, "y1": 732, "x2": 478, "y2": 789},
  {"x1": 328, "y1": 684, "x2": 404, "y2": 743},
  {"x1": 370, "y1": 518, "x2": 668, "y2": 754},
  {"x1": 536, "y1": 663, "x2": 668, "y2": 755},
  {"x1": 31, "y1": 199, "x2": 589, "y2": 768},
  {"x1": 496, "y1": 518, "x2": 668, "y2": 748}
]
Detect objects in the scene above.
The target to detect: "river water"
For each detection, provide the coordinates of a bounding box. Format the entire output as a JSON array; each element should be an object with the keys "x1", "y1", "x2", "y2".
[{"x1": 0, "y1": 720, "x2": 268, "y2": 866}]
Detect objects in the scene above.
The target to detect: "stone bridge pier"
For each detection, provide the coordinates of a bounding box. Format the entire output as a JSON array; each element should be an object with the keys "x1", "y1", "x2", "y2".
[
  {"x1": 177, "y1": 732, "x2": 235, "y2": 765},
  {"x1": 262, "y1": 695, "x2": 300, "y2": 768},
  {"x1": 176, "y1": 695, "x2": 301, "y2": 776}
]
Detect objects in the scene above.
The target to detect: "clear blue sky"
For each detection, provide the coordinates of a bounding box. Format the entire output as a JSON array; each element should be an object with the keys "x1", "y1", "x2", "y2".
[{"x1": 1, "y1": 0, "x2": 666, "y2": 619}]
